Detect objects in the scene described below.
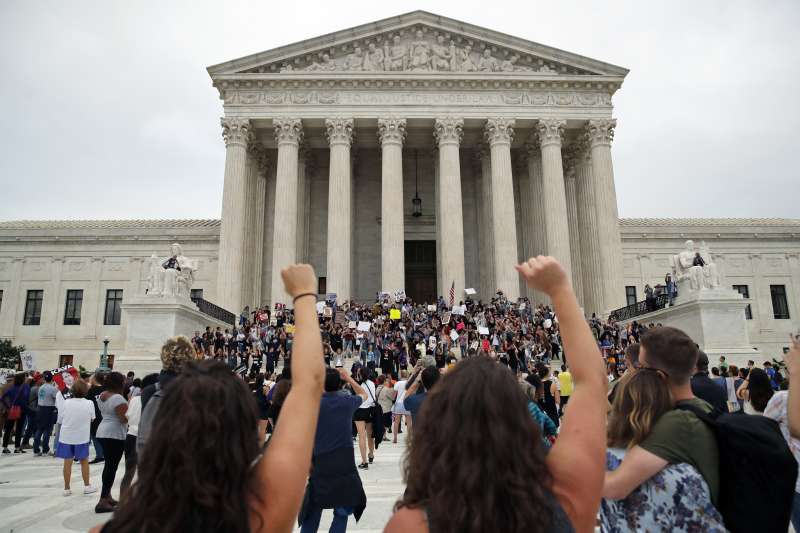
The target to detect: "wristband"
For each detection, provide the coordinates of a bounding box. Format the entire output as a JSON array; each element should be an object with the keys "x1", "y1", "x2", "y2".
[{"x1": 293, "y1": 292, "x2": 317, "y2": 304}]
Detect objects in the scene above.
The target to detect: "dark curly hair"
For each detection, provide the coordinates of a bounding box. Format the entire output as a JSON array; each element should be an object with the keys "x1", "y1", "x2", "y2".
[
  {"x1": 396, "y1": 357, "x2": 554, "y2": 532},
  {"x1": 104, "y1": 360, "x2": 262, "y2": 532}
]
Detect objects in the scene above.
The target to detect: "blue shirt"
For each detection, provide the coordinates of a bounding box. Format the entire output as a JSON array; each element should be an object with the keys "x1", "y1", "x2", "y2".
[
  {"x1": 403, "y1": 392, "x2": 427, "y2": 422},
  {"x1": 313, "y1": 391, "x2": 362, "y2": 457}
]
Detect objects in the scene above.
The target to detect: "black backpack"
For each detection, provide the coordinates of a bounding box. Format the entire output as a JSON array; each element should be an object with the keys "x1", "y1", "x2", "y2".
[{"x1": 677, "y1": 403, "x2": 797, "y2": 533}]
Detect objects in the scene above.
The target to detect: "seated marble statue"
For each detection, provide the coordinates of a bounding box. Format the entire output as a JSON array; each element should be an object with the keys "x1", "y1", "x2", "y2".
[
  {"x1": 671, "y1": 239, "x2": 720, "y2": 291},
  {"x1": 146, "y1": 243, "x2": 196, "y2": 298}
]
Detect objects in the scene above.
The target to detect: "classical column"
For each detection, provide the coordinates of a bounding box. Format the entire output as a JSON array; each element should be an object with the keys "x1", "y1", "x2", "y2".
[
  {"x1": 42, "y1": 257, "x2": 65, "y2": 340},
  {"x1": 270, "y1": 118, "x2": 303, "y2": 306},
  {"x1": 537, "y1": 119, "x2": 572, "y2": 284},
  {"x1": 241, "y1": 139, "x2": 261, "y2": 310},
  {"x1": 325, "y1": 118, "x2": 354, "y2": 302},
  {"x1": 217, "y1": 117, "x2": 252, "y2": 313},
  {"x1": 586, "y1": 119, "x2": 625, "y2": 311},
  {"x1": 563, "y1": 145, "x2": 584, "y2": 306},
  {"x1": 433, "y1": 118, "x2": 466, "y2": 304},
  {"x1": 474, "y1": 147, "x2": 494, "y2": 301},
  {"x1": 524, "y1": 136, "x2": 547, "y2": 304},
  {"x1": 575, "y1": 141, "x2": 603, "y2": 316},
  {"x1": 515, "y1": 153, "x2": 534, "y2": 301},
  {"x1": 251, "y1": 148, "x2": 269, "y2": 307},
  {"x1": 485, "y1": 118, "x2": 519, "y2": 300},
  {"x1": 378, "y1": 118, "x2": 407, "y2": 293},
  {"x1": 296, "y1": 145, "x2": 312, "y2": 264}
]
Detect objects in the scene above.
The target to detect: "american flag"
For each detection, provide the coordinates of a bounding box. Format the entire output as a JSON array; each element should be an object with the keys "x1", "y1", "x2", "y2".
[{"x1": 449, "y1": 280, "x2": 455, "y2": 307}]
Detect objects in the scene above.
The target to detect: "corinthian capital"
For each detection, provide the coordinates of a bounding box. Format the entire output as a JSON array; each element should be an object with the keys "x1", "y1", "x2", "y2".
[
  {"x1": 325, "y1": 118, "x2": 355, "y2": 146},
  {"x1": 484, "y1": 118, "x2": 515, "y2": 146},
  {"x1": 273, "y1": 118, "x2": 304, "y2": 146},
  {"x1": 585, "y1": 119, "x2": 616, "y2": 148},
  {"x1": 221, "y1": 117, "x2": 253, "y2": 147},
  {"x1": 536, "y1": 119, "x2": 566, "y2": 148},
  {"x1": 377, "y1": 118, "x2": 407, "y2": 146},
  {"x1": 433, "y1": 117, "x2": 464, "y2": 146}
]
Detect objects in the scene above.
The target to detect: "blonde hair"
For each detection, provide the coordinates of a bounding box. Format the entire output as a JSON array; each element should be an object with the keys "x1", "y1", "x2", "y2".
[
  {"x1": 607, "y1": 369, "x2": 672, "y2": 449},
  {"x1": 160, "y1": 335, "x2": 197, "y2": 372}
]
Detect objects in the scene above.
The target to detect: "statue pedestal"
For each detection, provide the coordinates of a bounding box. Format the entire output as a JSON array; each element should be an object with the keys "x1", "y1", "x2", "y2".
[
  {"x1": 625, "y1": 287, "x2": 760, "y2": 367},
  {"x1": 116, "y1": 295, "x2": 229, "y2": 376}
]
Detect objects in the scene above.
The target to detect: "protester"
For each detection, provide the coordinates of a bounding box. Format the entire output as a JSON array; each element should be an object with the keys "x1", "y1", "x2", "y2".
[
  {"x1": 298, "y1": 367, "x2": 369, "y2": 532},
  {"x1": 55, "y1": 378, "x2": 98, "y2": 496},
  {"x1": 253, "y1": 373, "x2": 271, "y2": 443},
  {"x1": 402, "y1": 365, "x2": 440, "y2": 423},
  {"x1": 119, "y1": 373, "x2": 157, "y2": 501},
  {"x1": 691, "y1": 351, "x2": 727, "y2": 414},
  {"x1": 522, "y1": 374, "x2": 557, "y2": 448},
  {"x1": 87, "y1": 373, "x2": 105, "y2": 464},
  {"x1": 603, "y1": 327, "x2": 719, "y2": 510},
  {"x1": 32, "y1": 370, "x2": 58, "y2": 456},
  {"x1": 385, "y1": 256, "x2": 608, "y2": 532},
  {"x1": 1, "y1": 373, "x2": 30, "y2": 454},
  {"x1": 391, "y1": 370, "x2": 411, "y2": 444},
  {"x1": 94, "y1": 371, "x2": 129, "y2": 513},
  {"x1": 537, "y1": 364, "x2": 560, "y2": 427},
  {"x1": 603, "y1": 368, "x2": 725, "y2": 531},
  {"x1": 375, "y1": 376, "x2": 396, "y2": 441},
  {"x1": 95, "y1": 264, "x2": 325, "y2": 533},
  {"x1": 737, "y1": 367, "x2": 774, "y2": 414},
  {"x1": 557, "y1": 364, "x2": 573, "y2": 416},
  {"x1": 353, "y1": 366, "x2": 376, "y2": 469}
]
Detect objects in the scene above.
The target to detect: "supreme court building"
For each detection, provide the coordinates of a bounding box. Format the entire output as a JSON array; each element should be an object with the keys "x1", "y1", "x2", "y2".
[{"x1": 1, "y1": 11, "x2": 799, "y2": 369}]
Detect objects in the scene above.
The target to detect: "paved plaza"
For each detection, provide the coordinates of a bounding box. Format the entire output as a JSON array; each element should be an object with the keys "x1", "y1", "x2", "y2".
[{"x1": 0, "y1": 434, "x2": 407, "y2": 533}]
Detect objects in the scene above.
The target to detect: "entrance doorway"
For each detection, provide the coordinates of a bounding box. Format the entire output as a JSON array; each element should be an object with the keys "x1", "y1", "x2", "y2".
[{"x1": 405, "y1": 240, "x2": 437, "y2": 304}]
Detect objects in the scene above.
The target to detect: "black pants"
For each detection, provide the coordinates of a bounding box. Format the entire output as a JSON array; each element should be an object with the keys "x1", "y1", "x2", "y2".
[
  {"x1": 98, "y1": 438, "x2": 125, "y2": 498},
  {"x1": 120, "y1": 434, "x2": 138, "y2": 497},
  {"x1": 2, "y1": 417, "x2": 23, "y2": 449},
  {"x1": 383, "y1": 411, "x2": 393, "y2": 432}
]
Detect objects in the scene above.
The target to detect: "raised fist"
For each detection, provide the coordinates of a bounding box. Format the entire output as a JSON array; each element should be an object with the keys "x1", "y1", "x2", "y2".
[
  {"x1": 514, "y1": 256, "x2": 570, "y2": 297},
  {"x1": 280, "y1": 264, "x2": 317, "y2": 298}
]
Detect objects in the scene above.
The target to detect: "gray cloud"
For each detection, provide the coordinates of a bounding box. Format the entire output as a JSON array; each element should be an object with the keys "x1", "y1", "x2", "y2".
[{"x1": 1, "y1": 0, "x2": 798, "y2": 220}]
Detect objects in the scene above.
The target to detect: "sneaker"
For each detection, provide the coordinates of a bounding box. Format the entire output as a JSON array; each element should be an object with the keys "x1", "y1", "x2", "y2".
[
  {"x1": 357, "y1": 462, "x2": 369, "y2": 470},
  {"x1": 63, "y1": 489, "x2": 72, "y2": 496},
  {"x1": 95, "y1": 501, "x2": 114, "y2": 514},
  {"x1": 368, "y1": 453, "x2": 374, "y2": 464},
  {"x1": 2, "y1": 448, "x2": 10, "y2": 454},
  {"x1": 89, "y1": 457, "x2": 104, "y2": 464},
  {"x1": 13, "y1": 449, "x2": 26, "y2": 454},
  {"x1": 83, "y1": 485, "x2": 98, "y2": 495},
  {"x1": 34, "y1": 452, "x2": 42, "y2": 457}
]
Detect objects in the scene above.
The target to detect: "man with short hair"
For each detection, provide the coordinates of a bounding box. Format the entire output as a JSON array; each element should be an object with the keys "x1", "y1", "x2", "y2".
[
  {"x1": 298, "y1": 368, "x2": 368, "y2": 532},
  {"x1": 602, "y1": 326, "x2": 719, "y2": 507},
  {"x1": 691, "y1": 351, "x2": 727, "y2": 414},
  {"x1": 403, "y1": 366, "x2": 440, "y2": 423}
]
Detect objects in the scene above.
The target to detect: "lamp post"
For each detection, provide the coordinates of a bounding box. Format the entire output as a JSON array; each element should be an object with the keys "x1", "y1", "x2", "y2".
[{"x1": 99, "y1": 336, "x2": 110, "y2": 372}]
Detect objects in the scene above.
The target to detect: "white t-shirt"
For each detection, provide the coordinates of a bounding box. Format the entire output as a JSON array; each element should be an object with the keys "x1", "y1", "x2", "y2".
[
  {"x1": 57, "y1": 398, "x2": 95, "y2": 445},
  {"x1": 127, "y1": 395, "x2": 142, "y2": 437},
  {"x1": 359, "y1": 380, "x2": 376, "y2": 409}
]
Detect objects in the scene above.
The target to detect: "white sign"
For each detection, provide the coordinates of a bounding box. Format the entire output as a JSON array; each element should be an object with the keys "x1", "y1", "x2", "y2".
[
  {"x1": 394, "y1": 290, "x2": 406, "y2": 302},
  {"x1": 519, "y1": 302, "x2": 526, "y2": 311},
  {"x1": 464, "y1": 288, "x2": 476, "y2": 295},
  {"x1": 478, "y1": 326, "x2": 490, "y2": 336},
  {"x1": 450, "y1": 330, "x2": 459, "y2": 341},
  {"x1": 452, "y1": 305, "x2": 465, "y2": 316},
  {"x1": 316, "y1": 301, "x2": 326, "y2": 314},
  {"x1": 20, "y1": 351, "x2": 35, "y2": 372},
  {"x1": 543, "y1": 318, "x2": 553, "y2": 329},
  {"x1": 427, "y1": 304, "x2": 436, "y2": 312},
  {"x1": 357, "y1": 321, "x2": 371, "y2": 332},
  {"x1": 348, "y1": 320, "x2": 357, "y2": 329},
  {"x1": 470, "y1": 341, "x2": 480, "y2": 351},
  {"x1": 0, "y1": 368, "x2": 16, "y2": 385}
]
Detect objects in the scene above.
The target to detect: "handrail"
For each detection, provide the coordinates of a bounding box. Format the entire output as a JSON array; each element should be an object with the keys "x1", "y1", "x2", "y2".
[
  {"x1": 609, "y1": 293, "x2": 669, "y2": 322},
  {"x1": 192, "y1": 297, "x2": 236, "y2": 326}
]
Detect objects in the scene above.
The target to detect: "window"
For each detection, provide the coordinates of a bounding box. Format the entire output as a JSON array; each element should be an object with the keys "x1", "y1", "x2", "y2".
[
  {"x1": 23, "y1": 290, "x2": 44, "y2": 325},
  {"x1": 59, "y1": 354, "x2": 73, "y2": 367},
  {"x1": 190, "y1": 288, "x2": 204, "y2": 301},
  {"x1": 318, "y1": 277, "x2": 327, "y2": 295},
  {"x1": 104, "y1": 289, "x2": 123, "y2": 325},
  {"x1": 63, "y1": 289, "x2": 83, "y2": 325},
  {"x1": 771, "y1": 285, "x2": 791, "y2": 320},
  {"x1": 732, "y1": 285, "x2": 753, "y2": 320},
  {"x1": 625, "y1": 286, "x2": 637, "y2": 306}
]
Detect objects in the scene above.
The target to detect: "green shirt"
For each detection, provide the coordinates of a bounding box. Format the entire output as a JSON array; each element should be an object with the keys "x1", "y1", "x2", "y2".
[{"x1": 639, "y1": 398, "x2": 719, "y2": 505}]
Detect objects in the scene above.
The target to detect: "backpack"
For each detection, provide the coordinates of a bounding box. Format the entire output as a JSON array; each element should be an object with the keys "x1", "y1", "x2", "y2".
[{"x1": 677, "y1": 403, "x2": 797, "y2": 533}]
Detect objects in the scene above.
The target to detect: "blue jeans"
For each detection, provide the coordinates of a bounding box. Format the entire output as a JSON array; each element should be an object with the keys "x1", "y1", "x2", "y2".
[
  {"x1": 33, "y1": 406, "x2": 56, "y2": 453},
  {"x1": 300, "y1": 506, "x2": 352, "y2": 533},
  {"x1": 92, "y1": 435, "x2": 104, "y2": 459},
  {"x1": 792, "y1": 491, "x2": 800, "y2": 532}
]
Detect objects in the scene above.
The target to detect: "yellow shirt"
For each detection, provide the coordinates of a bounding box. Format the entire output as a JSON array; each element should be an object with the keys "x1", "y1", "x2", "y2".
[{"x1": 558, "y1": 371, "x2": 574, "y2": 397}]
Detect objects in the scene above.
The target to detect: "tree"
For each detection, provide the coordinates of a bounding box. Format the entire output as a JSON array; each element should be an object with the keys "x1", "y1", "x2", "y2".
[{"x1": 0, "y1": 339, "x2": 24, "y2": 370}]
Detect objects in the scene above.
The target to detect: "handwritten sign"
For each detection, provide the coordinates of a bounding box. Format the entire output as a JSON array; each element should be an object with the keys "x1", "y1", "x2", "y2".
[
  {"x1": 452, "y1": 306, "x2": 465, "y2": 316},
  {"x1": 335, "y1": 311, "x2": 346, "y2": 325},
  {"x1": 464, "y1": 288, "x2": 476, "y2": 295},
  {"x1": 478, "y1": 326, "x2": 490, "y2": 336},
  {"x1": 427, "y1": 304, "x2": 436, "y2": 312},
  {"x1": 348, "y1": 320, "x2": 357, "y2": 329},
  {"x1": 442, "y1": 312, "x2": 451, "y2": 324},
  {"x1": 389, "y1": 308, "x2": 401, "y2": 320},
  {"x1": 357, "y1": 321, "x2": 371, "y2": 332},
  {"x1": 323, "y1": 306, "x2": 333, "y2": 318},
  {"x1": 20, "y1": 351, "x2": 35, "y2": 372},
  {"x1": 450, "y1": 330, "x2": 459, "y2": 342}
]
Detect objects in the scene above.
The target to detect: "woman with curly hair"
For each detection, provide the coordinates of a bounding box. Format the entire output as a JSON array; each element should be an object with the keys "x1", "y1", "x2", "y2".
[
  {"x1": 93, "y1": 264, "x2": 325, "y2": 533},
  {"x1": 385, "y1": 257, "x2": 609, "y2": 533}
]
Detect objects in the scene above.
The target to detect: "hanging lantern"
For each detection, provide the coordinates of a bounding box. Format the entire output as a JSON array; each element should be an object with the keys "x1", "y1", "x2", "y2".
[{"x1": 412, "y1": 149, "x2": 422, "y2": 217}]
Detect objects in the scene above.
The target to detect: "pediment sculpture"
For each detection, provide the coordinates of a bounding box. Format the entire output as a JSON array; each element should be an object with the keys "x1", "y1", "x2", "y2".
[
  {"x1": 145, "y1": 243, "x2": 197, "y2": 298},
  {"x1": 671, "y1": 240, "x2": 721, "y2": 291},
  {"x1": 271, "y1": 30, "x2": 571, "y2": 75}
]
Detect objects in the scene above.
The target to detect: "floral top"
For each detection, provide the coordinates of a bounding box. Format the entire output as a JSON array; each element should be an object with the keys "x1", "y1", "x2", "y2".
[
  {"x1": 527, "y1": 400, "x2": 557, "y2": 448},
  {"x1": 764, "y1": 391, "x2": 800, "y2": 493},
  {"x1": 600, "y1": 448, "x2": 726, "y2": 533}
]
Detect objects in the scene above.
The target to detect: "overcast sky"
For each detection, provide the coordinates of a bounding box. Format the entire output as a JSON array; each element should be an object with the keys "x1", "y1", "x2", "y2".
[{"x1": 1, "y1": 0, "x2": 798, "y2": 221}]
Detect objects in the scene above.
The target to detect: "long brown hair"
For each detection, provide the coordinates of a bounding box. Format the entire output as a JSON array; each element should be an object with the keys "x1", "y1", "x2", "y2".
[
  {"x1": 607, "y1": 369, "x2": 672, "y2": 448},
  {"x1": 104, "y1": 360, "x2": 262, "y2": 532},
  {"x1": 397, "y1": 357, "x2": 554, "y2": 533}
]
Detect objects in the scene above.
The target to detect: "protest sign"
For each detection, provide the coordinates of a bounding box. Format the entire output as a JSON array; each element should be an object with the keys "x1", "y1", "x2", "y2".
[
  {"x1": 464, "y1": 288, "x2": 477, "y2": 295},
  {"x1": 470, "y1": 341, "x2": 480, "y2": 351},
  {"x1": 0, "y1": 369, "x2": 16, "y2": 385},
  {"x1": 478, "y1": 326, "x2": 490, "y2": 336},
  {"x1": 543, "y1": 318, "x2": 553, "y2": 329},
  {"x1": 450, "y1": 330, "x2": 459, "y2": 342},
  {"x1": 357, "y1": 321, "x2": 371, "y2": 332},
  {"x1": 323, "y1": 306, "x2": 333, "y2": 318},
  {"x1": 389, "y1": 308, "x2": 401, "y2": 320},
  {"x1": 348, "y1": 320, "x2": 357, "y2": 329},
  {"x1": 452, "y1": 305, "x2": 465, "y2": 316},
  {"x1": 20, "y1": 351, "x2": 35, "y2": 372},
  {"x1": 285, "y1": 324, "x2": 295, "y2": 334},
  {"x1": 441, "y1": 311, "x2": 451, "y2": 324},
  {"x1": 394, "y1": 289, "x2": 406, "y2": 302},
  {"x1": 335, "y1": 311, "x2": 346, "y2": 325},
  {"x1": 326, "y1": 293, "x2": 337, "y2": 303},
  {"x1": 316, "y1": 301, "x2": 326, "y2": 314},
  {"x1": 427, "y1": 304, "x2": 436, "y2": 312}
]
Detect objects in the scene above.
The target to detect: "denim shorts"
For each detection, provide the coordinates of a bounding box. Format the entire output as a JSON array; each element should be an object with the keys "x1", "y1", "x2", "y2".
[{"x1": 55, "y1": 441, "x2": 90, "y2": 460}]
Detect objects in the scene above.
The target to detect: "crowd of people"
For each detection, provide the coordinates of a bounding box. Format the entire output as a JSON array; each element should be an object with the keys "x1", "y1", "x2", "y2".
[{"x1": 1, "y1": 258, "x2": 799, "y2": 533}]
